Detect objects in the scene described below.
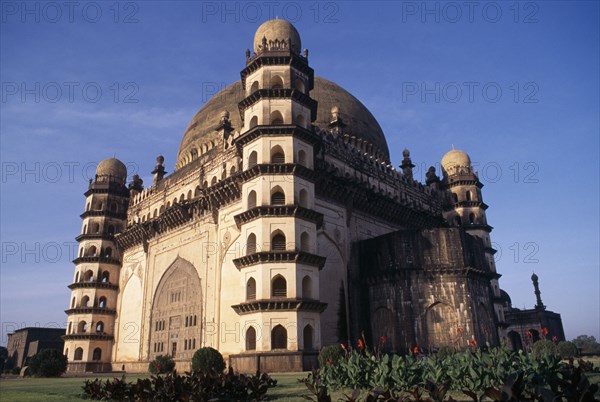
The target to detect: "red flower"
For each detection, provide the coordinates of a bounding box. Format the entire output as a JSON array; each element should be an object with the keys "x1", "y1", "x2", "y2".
[
  {"x1": 380, "y1": 335, "x2": 387, "y2": 345},
  {"x1": 413, "y1": 346, "x2": 419, "y2": 355},
  {"x1": 327, "y1": 359, "x2": 333, "y2": 365},
  {"x1": 541, "y1": 328, "x2": 549, "y2": 336},
  {"x1": 526, "y1": 330, "x2": 533, "y2": 338},
  {"x1": 468, "y1": 339, "x2": 477, "y2": 346},
  {"x1": 357, "y1": 339, "x2": 365, "y2": 350},
  {"x1": 552, "y1": 336, "x2": 558, "y2": 343},
  {"x1": 340, "y1": 343, "x2": 346, "y2": 350},
  {"x1": 456, "y1": 327, "x2": 464, "y2": 334},
  {"x1": 157, "y1": 363, "x2": 162, "y2": 371}
]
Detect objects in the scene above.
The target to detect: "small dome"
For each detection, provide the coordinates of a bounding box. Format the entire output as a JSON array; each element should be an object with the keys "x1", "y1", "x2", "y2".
[
  {"x1": 96, "y1": 157, "x2": 127, "y2": 184},
  {"x1": 441, "y1": 149, "x2": 471, "y2": 176},
  {"x1": 254, "y1": 19, "x2": 301, "y2": 54},
  {"x1": 499, "y1": 289, "x2": 512, "y2": 306}
]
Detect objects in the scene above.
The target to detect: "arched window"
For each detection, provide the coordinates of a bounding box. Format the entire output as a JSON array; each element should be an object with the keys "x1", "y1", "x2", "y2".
[
  {"x1": 71, "y1": 297, "x2": 76, "y2": 308},
  {"x1": 271, "y1": 275, "x2": 287, "y2": 298},
  {"x1": 195, "y1": 186, "x2": 201, "y2": 197},
  {"x1": 454, "y1": 216, "x2": 462, "y2": 226},
  {"x1": 452, "y1": 193, "x2": 458, "y2": 203},
  {"x1": 299, "y1": 189, "x2": 308, "y2": 208},
  {"x1": 300, "y1": 232, "x2": 310, "y2": 252},
  {"x1": 187, "y1": 190, "x2": 192, "y2": 200},
  {"x1": 302, "y1": 275, "x2": 312, "y2": 299},
  {"x1": 271, "y1": 325, "x2": 287, "y2": 349},
  {"x1": 271, "y1": 75, "x2": 284, "y2": 89},
  {"x1": 68, "y1": 322, "x2": 72, "y2": 334},
  {"x1": 104, "y1": 247, "x2": 112, "y2": 258},
  {"x1": 190, "y1": 148, "x2": 198, "y2": 160},
  {"x1": 294, "y1": 78, "x2": 305, "y2": 93},
  {"x1": 270, "y1": 189, "x2": 285, "y2": 205},
  {"x1": 85, "y1": 245, "x2": 97, "y2": 257},
  {"x1": 246, "y1": 327, "x2": 257, "y2": 351},
  {"x1": 74, "y1": 347, "x2": 84, "y2": 361},
  {"x1": 303, "y1": 324, "x2": 314, "y2": 350},
  {"x1": 107, "y1": 225, "x2": 115, "y2": 235},
  {"x1": 270, "y1": 110, "x2": 284, "y2": 125},
  {"x1": 179, "y1": 194, "x2": 185, "y2": 202},
  {"x1": 246, "y1": 233, "x2": 257, "y2": 255},
  {"x1": 270, "y1": 146, "x2": 285, "y2": 163},
  {"x1": 96, "y1": 321, "x2": 104, "y2": 333},
  {"x1": 271, "y1": 232, "x2": 286, "y2": 251},
  {"x1": 86, "y1": 202, "x2": 90, "y2": 211},
  {"x1": 98, "y1": 297, "x2": 107, "y2": 308},
  {"x1": 298, "y1": 150, "x2": 307, "y2": 166},
  {"x1": 230, "y1": 165, "x2": 236, "y2": 175},
  {"x1": 247, "y1": 190, "x2": 257, "y2": 209},
  {"x1": 211, "y1": 177, "x2": 217, "y2": 186},
  {"x1": 295, "y1": 114, "x2": 306, "y2": 127},
  {"x1": 250, "y1": 81, "x2": 259, "y2": 94},
  {"x1": 95, "y1": 201, "x2": 103, "y2": 211},
  {"x1": 466, "y1": 191, "x2": 472, "y2": 201},
  {"x1": 84, "y1": 270, "x2": 94, "y2": 282},
  {"x1": 246, "y1": 277, "x2": 256, "y2": 300},
  {"x1": 101, "y1": 271, "x2": 110, "y2": 283},
  {"x1": 78, "y1": 321, "x2": 87, "y2": 333},
  {"x1": 153, "y1": 209, "x2": 158, "y2": 218},
  {"x1": 81, "y1": 296, "x2": 90, "y2": 308},
  {"x1": 249, "y1": 116, "x2": 258, "y2": 128},
  {"x1": 75, "y1": 272, "x2": 80, "y2": 283},
  {"x1": 92, "y1": 347, "x2": 102, "y2": 361},
  {"x1": 469, "y1": 213, "x2": 476, "y2": 224},
  {"x1": 248, "y1": 151, "x2": 258, "y2": 168},
  {"x1": 83, "y1": 224, "x2": 88, "y2": 234}
]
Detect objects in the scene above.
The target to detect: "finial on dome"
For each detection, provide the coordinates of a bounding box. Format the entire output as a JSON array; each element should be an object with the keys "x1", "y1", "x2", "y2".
[
  {"x1": 221, "y1": 110, "x2": 230, "y2": 122},
  {"x1": 402, "y1": 148, "x2": 410, "y2": 157},
  {"x1": 331, "y1": 106, "x2": 339, "y2": 121},
  {"x1": 303, "y1": 48, "x2": 309, "y2": 58},
  {"x1": 245, "y1": 48, "x2": 251, "y2": 59}
]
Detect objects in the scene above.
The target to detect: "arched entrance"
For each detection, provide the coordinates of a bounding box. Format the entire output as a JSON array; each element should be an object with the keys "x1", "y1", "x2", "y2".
[{"x1": 149, "y1": 257, "x2": 202, "y2": 361}]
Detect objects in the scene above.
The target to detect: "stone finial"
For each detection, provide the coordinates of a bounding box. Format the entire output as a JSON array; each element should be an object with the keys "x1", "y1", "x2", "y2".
[
  {"x1": 129, "y1": 174, "x2": 144, "y2": 193},
  {"x1": 331, "y1": 106, "x2": 339, "y2": 121},
  {"x1": 152, "y1": 155, "x2": 167, "y2": 184},
  {"x1": 220, "y1": 110, "x2": 230, "y2": 123},
  {"x1": 425, "y1": 166, "x2": 440, "y2": 186},
  {"x1": 531, "y1": 273, "x2": 545, "y2": 310},
  {"x1": 262, "y1": 36, "x2": 267, "y2": 49},
  {"x1": 245, "y1": 48, "x2": 251, "y2": 59},
  {"x1": 303, "y1": 48, "x2": 309, "y2": 58},
  {"x1": 400, "y1": 148, "x2": 415, "y2": 180}
]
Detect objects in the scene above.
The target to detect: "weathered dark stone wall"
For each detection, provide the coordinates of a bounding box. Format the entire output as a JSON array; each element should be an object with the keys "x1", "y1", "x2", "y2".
[{"x1": 349, "y1": 228, "x2": 498, "y2": 353}]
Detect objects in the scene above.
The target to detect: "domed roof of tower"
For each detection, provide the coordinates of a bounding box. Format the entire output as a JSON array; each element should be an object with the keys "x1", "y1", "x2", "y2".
[
  {"x1": 441, "y1": 149, "x2": 472, "y2": 176},
  {"x1": 254, "y1": 19, "x2": 301, "y2": 53},
  {"x1": 176, "y1": 77, "x2": 389, "y2": 169},
  {"x1": 499, "y1": 289, "x2": 512, "y2": 306},
  {"x1": 96, "y1": 157, "x2": 127, "y2": 184}
]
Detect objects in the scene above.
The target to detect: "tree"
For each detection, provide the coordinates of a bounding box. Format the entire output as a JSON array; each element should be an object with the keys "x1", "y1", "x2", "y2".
[
  {"x1": 0, "y1": 346, "x2": 7, "y2": 375},
  {"x1": 148, "y1": 355, "x2": 175, "y2": 374},
  {"x1": 191, "y1": 347, "x2": 225, "y2": 373},
  {"x1": 572, "y1": 335, "x2": 600, "y2": 355},
  {"x1": 28, "y1": 349, "x2": 67, "y2": 377}
]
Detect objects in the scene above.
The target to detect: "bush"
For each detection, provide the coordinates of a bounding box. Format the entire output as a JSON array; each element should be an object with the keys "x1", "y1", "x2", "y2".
[
  {"x1": 11, "y1": 367, "x2": 20, "y2": 375},
  {"x1": 318, "y1": 344, "x2": 344, "y2": 367},
  {"x1": 558, "y1": 341, "x2": 579, "y2": 359},
  {"x1": 148, "y1": 355, "x2": 175, "y2": 374},
  {"x1": 436, "y1": 345, "x2": 456, "y2": 360},
  {"x1": 83, "y1": 369, "x2": 277, "y2": 401},
  {"x1": 531, "y1": 339, "x2": 558, "y2": 360},
  {"x1": 191, "y1": 347, "x2": 225, "y2": 373},
  {"x1": 28, "y1": 349, "x2": 67, "y2": 377}
]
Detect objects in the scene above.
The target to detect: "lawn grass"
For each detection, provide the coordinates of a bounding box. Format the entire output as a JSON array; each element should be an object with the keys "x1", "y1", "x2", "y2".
[{"x1": 1, "y1": 358, "x2": 599, "y2": 402}]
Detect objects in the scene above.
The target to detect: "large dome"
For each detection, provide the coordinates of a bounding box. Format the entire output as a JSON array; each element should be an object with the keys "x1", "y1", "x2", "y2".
[
  {"x1": 177, "y1": 76, "x2": 389, "y2": 169},
  {"x1": 96, "y1": 157, "x2": 127, "y2": 184}
]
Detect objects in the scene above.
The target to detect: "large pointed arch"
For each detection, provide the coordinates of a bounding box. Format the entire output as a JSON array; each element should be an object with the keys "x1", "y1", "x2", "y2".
[{"x1": 149, "y1": 257, "x2": 202, "y2": 361}]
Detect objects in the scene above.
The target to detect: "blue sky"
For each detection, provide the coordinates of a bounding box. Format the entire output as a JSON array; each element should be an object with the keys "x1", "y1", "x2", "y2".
[{"x1": 1, "y1": 1, "x2": 598, "y2": 345}]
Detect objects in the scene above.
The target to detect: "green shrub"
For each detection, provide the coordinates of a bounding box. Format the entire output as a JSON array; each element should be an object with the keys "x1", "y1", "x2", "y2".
[
  {"x1": 28, "y1": 349, "x2": 67, "y2": 377},
  {"x1": 436, "y1": 345, "x2": 456, "y2": 360},
  {"x1": 11, "y1": 367, "x2": 20, "y2": 375},
  {"x1": 148, "y1": 354, "x2": 175, "y2": 374},
  {"x1": 191, "y1": 347, "x2": 225, "y2": 373},
  {"x1": 557, "y1": 341, "x2": 578, "y2": 359},
  {"x1": 318, "y1": 344, "x2": 344, "y2": 367},
  {"x1": 531, "y1": 339, "x2": 558, "y2": 360}
]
